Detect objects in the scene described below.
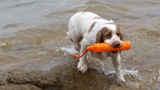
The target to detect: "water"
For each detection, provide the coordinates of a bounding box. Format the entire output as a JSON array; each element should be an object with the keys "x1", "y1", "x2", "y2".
[{"x1": 0, "y1": 0, "x2": 160, "y2": 89}]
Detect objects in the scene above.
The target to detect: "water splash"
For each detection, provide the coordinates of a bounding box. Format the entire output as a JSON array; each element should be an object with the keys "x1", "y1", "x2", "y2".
[
  {"x1": 123, "y1": 69, "x2": 139, "y2": 76},
  {"x1": 104, "y1": 69, "x2": 139, "y2": 77},
  {"x1": 56, "y1": 45, "x2": 78, "y2": 55}
]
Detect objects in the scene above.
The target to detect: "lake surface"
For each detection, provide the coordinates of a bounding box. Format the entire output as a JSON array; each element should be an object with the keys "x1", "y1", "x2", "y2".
[{"x1": 0, "y1": 0, "x2": 160, "y2": 89}]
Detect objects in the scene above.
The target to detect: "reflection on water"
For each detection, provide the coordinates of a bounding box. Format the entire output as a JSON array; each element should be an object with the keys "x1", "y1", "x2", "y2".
[{"x1": 0, "y1": 0, "x2": 160, "y2": 89}]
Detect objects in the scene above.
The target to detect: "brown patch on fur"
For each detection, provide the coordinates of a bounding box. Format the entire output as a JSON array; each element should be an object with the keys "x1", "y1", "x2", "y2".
[
  {"x1": 93, "y1": 16, "x2": 103, "y2": 20},
  {"x1": 96, "y1": 27, "x2": 112, "y2": 43},
  {"x1": 96, "y1": 30, "x2": 101, "y2": 43},
  {"x1": 88, "y1": 22, "x2": 96, "y2": 33},
  {"x1": 101, "y1": 27, "x2": 112, "y2": 40},
  {"x1": 116, "y1": 25, "x2": 123, "y2": 40}
]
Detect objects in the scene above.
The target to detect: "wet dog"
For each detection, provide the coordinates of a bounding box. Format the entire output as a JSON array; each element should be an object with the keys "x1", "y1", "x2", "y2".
[{"x1": 67, "y1": 11, "x2": 125, "y2": 82}]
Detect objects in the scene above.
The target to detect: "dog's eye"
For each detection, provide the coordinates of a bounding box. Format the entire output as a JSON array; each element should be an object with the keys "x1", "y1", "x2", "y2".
[
  {"x1": 117, "y1": 32, "x2": 120, "y2": 37},
  {"x1": 107, "y1": 33, "x2": 112, "y2": 37},
  {"x1": 105, "y1": 32, "x2": 112, "y2": 38}
]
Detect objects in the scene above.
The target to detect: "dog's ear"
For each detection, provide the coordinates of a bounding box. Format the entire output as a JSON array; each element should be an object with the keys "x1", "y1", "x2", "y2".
[
  {"x1": 119, "y1": 32, "x2": 123, "y2": 40},
  {"x1": 96, "y1": 30, "x2": 102, "y2": 43},
  {"x1": 116, "y1": 25, "x2": 123, "y2": 40}
]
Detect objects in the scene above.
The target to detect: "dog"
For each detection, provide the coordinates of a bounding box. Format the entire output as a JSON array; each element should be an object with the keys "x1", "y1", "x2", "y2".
[{"x1": 67, "y1": 11, "x2": 125, "y2": 82}]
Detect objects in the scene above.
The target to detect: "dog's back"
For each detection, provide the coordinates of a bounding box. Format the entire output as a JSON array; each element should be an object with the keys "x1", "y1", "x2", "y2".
[{"x1": 68, "y1": 12, "x2": 99, "y2": 39}]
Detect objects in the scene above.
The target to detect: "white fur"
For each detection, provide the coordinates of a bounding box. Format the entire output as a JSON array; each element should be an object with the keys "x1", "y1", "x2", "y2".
[{"x1": 68, "y1": 11, "x2": 125, "y2": 82}]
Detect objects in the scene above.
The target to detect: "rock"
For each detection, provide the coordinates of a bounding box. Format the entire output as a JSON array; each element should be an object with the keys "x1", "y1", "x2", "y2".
[
  {"x1": 0, "y1": 63, "x2": 125, "y2": 90},
  {"x1": 0, "y1": 76, "x2": 6, "y2": 85},
  {"x1": 0, "y1": 84, "x2": 41, "y2": 90}
]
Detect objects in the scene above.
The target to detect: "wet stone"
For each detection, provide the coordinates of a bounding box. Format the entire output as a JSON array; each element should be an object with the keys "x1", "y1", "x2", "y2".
[
  {"x1": 0, "y1": 76, "x2": 6, "y2": 85},
  {"x1": 0, "y1": 63, "x2": 127, "y2": 90},
  {"x1": 0, "y1": 84, "x2": 41, "y2": 90}
]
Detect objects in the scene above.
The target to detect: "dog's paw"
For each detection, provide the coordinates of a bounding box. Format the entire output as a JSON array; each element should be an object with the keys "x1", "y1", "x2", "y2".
[
  {"x1": 119, "y1": 77, "x2": 126, "y2": 83},
  {"x1": 77, "y1": 62, "x2": 87, "y2": 73},
  {"x1": 117, "y1": 75, "x2": 126, "y2": 83}
]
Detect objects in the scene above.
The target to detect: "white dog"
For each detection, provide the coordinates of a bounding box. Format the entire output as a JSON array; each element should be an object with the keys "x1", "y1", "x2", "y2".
[{"x1": 67, "y1": 11, "x2": 125, "y2": 82}]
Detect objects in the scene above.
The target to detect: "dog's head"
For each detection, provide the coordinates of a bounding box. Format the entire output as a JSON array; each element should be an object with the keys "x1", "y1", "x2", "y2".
[{"x1": 96, "y1": 24, "x2": 123, "y2": 48}]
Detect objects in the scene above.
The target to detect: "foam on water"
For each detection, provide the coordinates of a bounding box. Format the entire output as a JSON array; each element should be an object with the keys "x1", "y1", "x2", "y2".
[
  {"x1": 56, "y1": 45, "x2": 78, "y2": 55},
  {"x1": 104, "y1": 69, "x2": 139, "y2": 77},
  {"x1": 123, "y1": 69, "x2": 139, "y2": 76}
]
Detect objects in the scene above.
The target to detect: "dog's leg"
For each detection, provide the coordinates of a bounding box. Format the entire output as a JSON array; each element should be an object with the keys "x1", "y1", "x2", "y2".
[
  {"x1": 77, "y1": 38, "x2": 88, "y2": 73},
  {"x1": 100, "y1": 61, "x2": 106, "y2": 71},
  {"x1": 97, "y1": 53, "x2": 108, "y2": 73},
  {"x1": 111, "y1": 52, "x2": 125, "y2": 82},
  {"x1": 68, "y1": 32, "x2": 82, "y2": 52},
  {"x1": 73, "y1": 42, "x2": 81, "y2": 52},
  {"x1": 100, "y1": 61, "x2": 110, "y2": 75}
]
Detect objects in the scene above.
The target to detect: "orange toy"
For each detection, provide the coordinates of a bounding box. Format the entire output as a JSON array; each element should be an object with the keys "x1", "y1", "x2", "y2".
[{"x1": 73, "y1": 41, "x2": 131, "y2": 58}]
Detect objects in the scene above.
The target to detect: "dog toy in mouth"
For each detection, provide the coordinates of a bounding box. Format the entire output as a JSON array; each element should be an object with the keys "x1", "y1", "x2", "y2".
[{"x1": 73, "y1": 41, "x2": 131, "y2": 58}]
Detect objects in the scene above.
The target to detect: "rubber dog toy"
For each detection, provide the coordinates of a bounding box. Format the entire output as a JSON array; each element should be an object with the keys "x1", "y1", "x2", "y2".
[{"x1": 73, "y1": 41, "x2": 131, "y2": 58}]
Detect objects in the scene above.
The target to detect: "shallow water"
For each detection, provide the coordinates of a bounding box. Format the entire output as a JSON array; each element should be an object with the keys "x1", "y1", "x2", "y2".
[{"x1": 0, "y1": 0, "x2": 160, "y2": 89}]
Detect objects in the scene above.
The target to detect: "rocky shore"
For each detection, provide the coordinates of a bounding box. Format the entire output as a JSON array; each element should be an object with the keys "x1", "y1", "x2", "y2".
[{"x1": 0, "y1": 63, "x2": 131, "y2": 90}]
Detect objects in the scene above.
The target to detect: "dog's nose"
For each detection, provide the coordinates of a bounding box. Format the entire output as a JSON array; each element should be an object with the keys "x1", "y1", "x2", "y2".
[{"x1": 112, "y1": 41, "x2": 121, "y2": 48}]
